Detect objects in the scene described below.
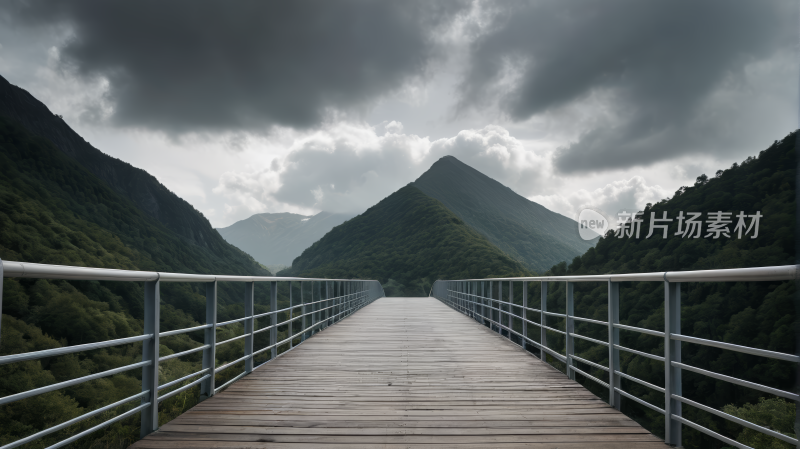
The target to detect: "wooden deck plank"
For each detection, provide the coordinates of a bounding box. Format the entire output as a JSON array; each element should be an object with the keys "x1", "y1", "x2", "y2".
[{"x1": 132, "y1": 297, "x2": 667, "y2": 448}]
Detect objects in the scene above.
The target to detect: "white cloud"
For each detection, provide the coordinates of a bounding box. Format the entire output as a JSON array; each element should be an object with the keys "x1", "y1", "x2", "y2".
[
  {"x1": 212, "y1": 123, "x2": 558, "y2": 220},
  {"x1": 532, "y1": 176, "x2": 671, "y2": 227}
]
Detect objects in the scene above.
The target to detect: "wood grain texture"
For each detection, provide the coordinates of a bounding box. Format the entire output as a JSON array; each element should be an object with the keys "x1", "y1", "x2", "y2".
[{"x1": 132, "y1": 297, "x2": 667, "y2": 448}]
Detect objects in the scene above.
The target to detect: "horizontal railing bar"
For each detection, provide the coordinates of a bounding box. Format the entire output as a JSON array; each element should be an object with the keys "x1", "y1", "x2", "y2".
[
  {"x1": 571, "y1": 354, "x2": 610, "y2": 372},
  {"x1": 571, "y1": 365, "x2": 609, "y2": 389},
  {"x1": 215, "y1": 354, "x2": 250, "y2": 374},
  {"x1": 671, "y1": 334, "x2": 800, "y2": 363},
  {"x1": 252, "y1": 324, "x2": 276, "y2": 335},
  {"x1": 159, "y1": 344, "x2": 209, "y2": 362},
  {"x1": 160, "y1": 324, "x2": 213, "y2": 337},
  {"x1": 0, "y1": 334, "x2": 153, "y2": 366},
  {"x1": 215, "y1": 333, "x2": 248, "y2": 347},
  {"x1": 672, "y1": 361, "x2": 800, "y2": 401},
  {"x1": 572, "y1": 316, "x2": 608, "y2": 326},
  {"x1": 615, "y1": 370, "x2": 665, "y2": 393},
  {"x1": 614, "y1": 344, "x2": 665, "y2": 362},
  {"x1": 672, "y1": 414, "x2": 750, "y2": 449},
  {"x1": 614, "y1": 323, "x2": 665, "y2": 337},
  {"x1": 158, "y1": 375, "x2": 210, "y2": 402},
  {"x1": 158, "y1": 368, "x2": 210, "y2": 391},
  {"x1": 543, "y1": 311, "x2": 566, "y2": 318},
  {"x1": 1, "y1": 261, "x2": 158, "y2": 282},
  {"x1": 2, "y1": 260, "x2": 379, "y2": 283},
  {"x1": 542, "y1": 324, "x2": 566, "y2": 335},
  {"x1": 572, "y1": 332, "x2": 610, "y2": 347},
  {"x1": 47, "y1": 402, "x2": 151, "y2": 449},
  {"x1": 0, "y1": 390, "x2": 148, "y2": 449},
  {"x1": 614, "y1": 387, "x2": 665, "y2": 415},
  {"x1": 0, "y1": 361, "x2": 150, "y2": 406},
  {"x1": 521, "y1": 317, "x2": 542, "y2": 328},
  {"x1": 214, "y1": 371, "x2": 246, "y2": 394},
  {"x1": 216, "y1": 316, "x2": 250, "y2": 327},
  {"x1": 673, "y1": 394, "x2": 797, "y2": 445},
  {"x1": 438, "y1": 264, "x2": 798, "y2": 283}
]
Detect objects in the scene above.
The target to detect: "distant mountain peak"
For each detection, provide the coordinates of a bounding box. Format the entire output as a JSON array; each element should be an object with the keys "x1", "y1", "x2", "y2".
[{"x1": 217, "y1": 211, "x2": 356, "y2": 267}]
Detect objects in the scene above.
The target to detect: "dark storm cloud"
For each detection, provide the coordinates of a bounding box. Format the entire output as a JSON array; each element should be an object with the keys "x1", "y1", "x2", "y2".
[
  {"x1": 458, "y1": 0, "x2": 797, "y2": 172},
  {"x1": 4, "y1": 0, "x2": 467, "y2": 134}
]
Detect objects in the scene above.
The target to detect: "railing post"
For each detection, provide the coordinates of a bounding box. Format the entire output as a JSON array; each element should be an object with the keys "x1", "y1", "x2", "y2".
[
  {"x1": 244, "y1": 281, "x2": 254, "y2": 373},
  {"x1": 141, "y1": 278, "x2": 160, "y2": 438},
  {"x1": 462, "y1": 281, "x2": 466, "y2": 314},
  {"x1": 481, "y1": 281, "x2": 485, "y2": 325},
  {"x1": 608, "y1": 281, "x2": 621, "y2": 409},
  {"x1": 540, "y1": 282, "x2": 547, "y2": 361},
  {"x1": 326, "y1": 281, "x2": 331, "y2": 325},
  {"x1": 317, "y1": 281, "x2": 322, "y2": 329},
  {"x1": 288, "y1": 281, "x2": 293, "y2": 349},
  {"x1": 473, "y1": 281, "x2": 478, "y2": 322},
  {"x1": 341, "y1": 281, "x2": 346, "y2": 317},
  {"x1": 566, "y1": 281, "x2": 575, "y2": 380},
  {"x1": 310, "y1": 281, "x2": 316, "y2": 334},
  {"x1": 498, "y1": 281, "x2": 503, "y2": 336},
  {"x1": 489, "y1": 281, "x2": 494, "y2": 331},
  {"x1": 665, "y1": 281, "x2": 682, "y2": 446},
  {"x1": 457, "y1": 282, "x2": 461, "y2": 312},
  {"x1": 270, "y1": 281, "x2": 278, "y2": 360},
  {"x1": 301, "y1": 282, "x2": 308, "y2": 341},
  {"x1": 508, "y1": 281, "x2": 513, "y2": 341},
  {"x1": 200, "y1": 281, "x2": 217, "y2": 399},
  {"x1": 0, "y1": 257, "x2": 4, "y2": 345},
  {"x1": 522, "y1": 282, "x2": 528, "y2": 352},
  {"x1": 335, "y1": 281, "x2": 340, "y2": 322}
]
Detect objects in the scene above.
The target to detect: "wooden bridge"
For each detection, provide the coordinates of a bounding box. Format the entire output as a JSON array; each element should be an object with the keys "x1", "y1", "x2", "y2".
[{"x1": 132, "y1": 297, "x2": 666, "y2": 448}]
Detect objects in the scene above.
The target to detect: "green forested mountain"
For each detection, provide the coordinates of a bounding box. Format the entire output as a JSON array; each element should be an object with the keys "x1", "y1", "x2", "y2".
[
  {"x1": 0, "y1": 115, "x2": 277, "y2": 447},
  {"x1": 280, "y1": 184, "x2": 530, "y2": 296},
  {"x1": 217, "y1": 210, "x2": 356, "y2": 270},
  {"x1": 413, "y1": 155, "x2": 597, "y2": 272},
  {"x1": 0, "y1": 74, "x2": 230, "y2": 251},
  {"x1": 528, "y1": 131, "x2": 796, "y2": 449}
]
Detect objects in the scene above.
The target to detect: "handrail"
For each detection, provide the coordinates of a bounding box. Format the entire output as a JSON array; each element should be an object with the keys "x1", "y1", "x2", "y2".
[
  {"x1": 0, "y1": 258, "x2": 385, "y2": 449},
  {"x1": 431, "y1": 264, "x2": 799, "y2": 448}
]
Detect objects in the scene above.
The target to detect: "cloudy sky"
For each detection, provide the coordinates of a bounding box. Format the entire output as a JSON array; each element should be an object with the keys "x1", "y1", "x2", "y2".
[{"x1": 0, "y1": 0, "x2": 796, "y2": 228}]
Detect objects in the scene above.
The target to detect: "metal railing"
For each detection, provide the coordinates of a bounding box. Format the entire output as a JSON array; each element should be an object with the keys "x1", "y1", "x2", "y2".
[
  {"x1": 0, "y1": 258, "x2": 384, "y2": 449},
  {"x1": 431, "y1": 265, "x2": 799, "y2": 449}
]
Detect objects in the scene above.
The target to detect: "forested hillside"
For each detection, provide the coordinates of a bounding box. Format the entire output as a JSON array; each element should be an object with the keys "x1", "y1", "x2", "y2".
[
  {"x1": 0, "y1": 117, "x2": 279, "y2": 448},
  {"x1": 280, "y1": 184, "x2": 530, "y2": 296},
  {"x1": 525, "y1": 131, "x2": 796, "y2": 449},
  {"x1": 413, "y1": 155, "x2": 597, "y2": 272},
  {"x1": 0, "y1": 75, "x2": 229, "y2": 251}
]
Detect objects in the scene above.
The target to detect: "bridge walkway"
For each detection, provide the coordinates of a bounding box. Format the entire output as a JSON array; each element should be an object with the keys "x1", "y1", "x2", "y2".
[{"x1": 132, "y1": 297, "x2": 668, "y2": 448}]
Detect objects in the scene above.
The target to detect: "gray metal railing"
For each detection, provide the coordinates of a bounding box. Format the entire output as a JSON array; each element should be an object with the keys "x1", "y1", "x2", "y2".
[
  {"x1": 0, "y1": 259, "x2": 384, "y2": 449},
  {"x1": 431, "y1": 265, "x2": 799, "y2": 449}
]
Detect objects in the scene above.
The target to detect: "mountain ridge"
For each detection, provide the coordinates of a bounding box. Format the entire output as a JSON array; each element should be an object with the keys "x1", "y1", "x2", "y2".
[
  {"x1": 280, "y1": 184, "x2": 530, "y2": 296},
  {"x1": 0, "y1": 74, "x2": 229, "y2": 252},
  {"x1": 217, "y1": 211, "x2": 356, "y2": 268},
  {"x1": 412, "y1": 155, "x2": 597, "y2": 272}
]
